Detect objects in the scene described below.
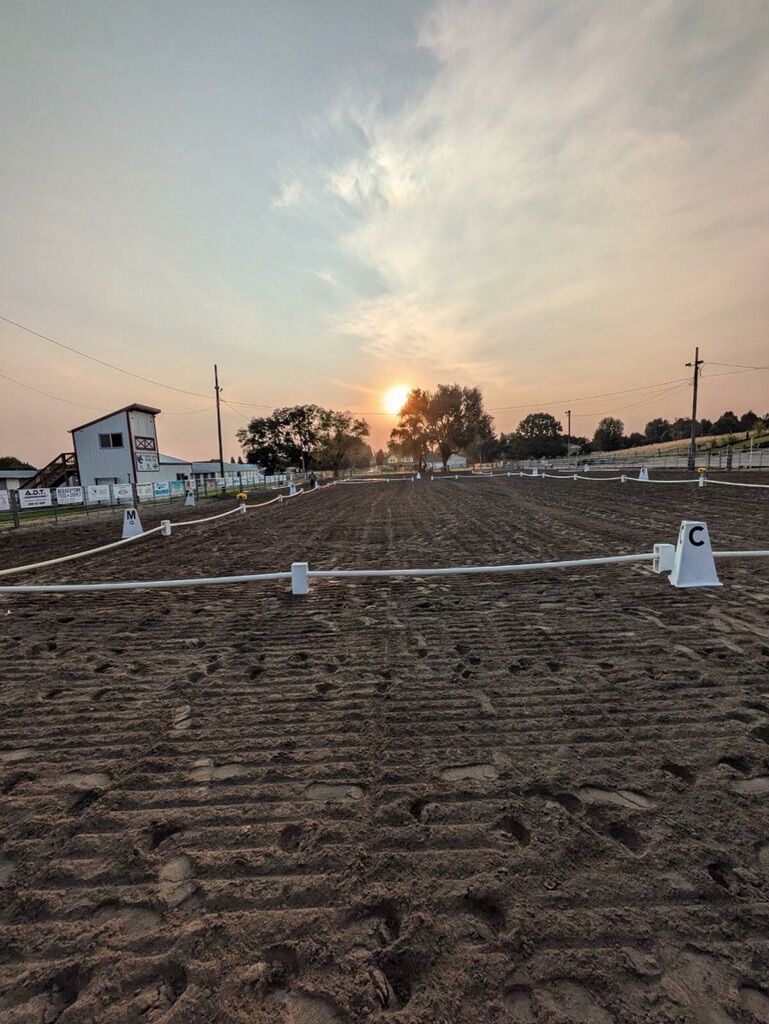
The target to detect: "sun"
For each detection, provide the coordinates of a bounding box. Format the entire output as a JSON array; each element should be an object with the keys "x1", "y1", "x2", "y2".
[{"x1": 383, "y1": 383, "x2": 410, "y2": 416}]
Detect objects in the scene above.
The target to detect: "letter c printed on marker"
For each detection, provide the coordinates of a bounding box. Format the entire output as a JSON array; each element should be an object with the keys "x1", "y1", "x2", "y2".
[{"x1": 688, "y1": 525, "x2": 704, "y2": 547}]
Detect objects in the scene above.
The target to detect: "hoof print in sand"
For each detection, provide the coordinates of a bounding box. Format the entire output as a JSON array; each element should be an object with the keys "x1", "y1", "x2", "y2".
[
  {"x1": 732, "y1": 775, "x2": 769, "y2": 795},
  {"x1": 170, "y1": 704, "x2": 192, "y2": 735},
  {"x1": 304, "y1": 782, "x2": 364, "y2": 801},
  {"x1": 132, "y1": 964, "x2": 187, "y2": 1022},
  {"x1": 159, "y1": 855, "x2": 199, "y2": 908},
  {"x1": 190, "y1": 757, "x2": 250, "y2": 783},
  {"x1": 496, "y1": 814, "x2": 530, "y2": 845},
  {"x1": 577, "y1": 786, "x2": 653, "y2": 810},
  {"x1": 741, "y1": 985, "x2": 769, "y2": 1022},
  {"x1": 440, "y1": 763, "x2": 499, "y2": 782},
  {"x1": 0, "y1": 851, "x2": 15, "y2": 885}
]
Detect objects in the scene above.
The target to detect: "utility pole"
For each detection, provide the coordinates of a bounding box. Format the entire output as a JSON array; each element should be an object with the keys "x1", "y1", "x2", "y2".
[
  {"x1": 685, "y1": 348, "x2": 704, "y2": 471},
  {"x1": 565, "y1": 409, "x2": 571, "y2": 462},
  {"x1": 214, "y1": 364, "x2": 225, "y2": 486}
]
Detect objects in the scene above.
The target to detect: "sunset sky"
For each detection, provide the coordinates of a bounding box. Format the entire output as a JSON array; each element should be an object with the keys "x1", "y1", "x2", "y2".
[{"x1": 2, "y1": 0, "x2": 768, "y2": 466}]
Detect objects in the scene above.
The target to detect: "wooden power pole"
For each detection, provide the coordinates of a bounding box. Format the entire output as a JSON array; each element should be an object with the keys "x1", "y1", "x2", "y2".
[
  {"x1": 214, "y1": 364, "x2": 225, "y2": 486},
  {"x1": 685, "y1": 348, "x2": 704, "y2": 471}
]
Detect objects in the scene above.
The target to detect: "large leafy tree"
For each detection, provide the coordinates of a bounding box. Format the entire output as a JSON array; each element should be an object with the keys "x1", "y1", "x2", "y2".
[
  {"x1": 0, "y1": 456, "x2": 34, "y2": 470},
  {"x1": 503, "y1": 412, "x2": 565, "y2": 459},
  {"x1": 644, "y1": 418, "x2": 672, "y2": 443},
  {"x1": 389, "y1": 384, "x2": 495, "y2": 472},
  {"x1": 238, "y1": 404, "x2": 368, "y2": 474},
  {"x1": 314, "y1": 410, "x2": 370, "y2": 475},
  {"x1": 593, "y1": 417, "x2": 625, "y2": 452},
  {"x1": 389, "y1": 388, "x2": 432, "y2": 472}
]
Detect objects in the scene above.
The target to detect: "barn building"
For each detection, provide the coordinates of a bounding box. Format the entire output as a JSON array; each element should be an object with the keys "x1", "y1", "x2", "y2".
[{"x1": 71, "y1": 404, "x2": 162, "y2": 488}]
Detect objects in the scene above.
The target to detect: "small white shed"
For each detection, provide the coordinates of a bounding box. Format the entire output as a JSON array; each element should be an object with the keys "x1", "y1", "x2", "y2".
[{"x1": 71, "y1": 404, "x2": 161, "y2": 487}]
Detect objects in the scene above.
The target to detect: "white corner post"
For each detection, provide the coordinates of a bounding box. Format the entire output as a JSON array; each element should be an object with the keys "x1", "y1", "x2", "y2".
[
  {"x1": 160, "y1": 519, "x2": 172, "y2": 536},
  {"x1": 669, "y1": 520, "x2": 721, "y2": 588},
  {"x1": 121, "y1": 507, "x2": 143, "y2": 539},
  {"x1": 638, "y1": 466, "x2": 649, "y2": 482},
  {"x1": 291, "y1": 561, "x2": 310, "y2": 595}
]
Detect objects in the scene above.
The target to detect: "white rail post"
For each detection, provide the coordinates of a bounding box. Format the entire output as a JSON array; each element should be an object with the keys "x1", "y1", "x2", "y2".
[
  {"x1": 278, "y1": 494, "x2": 283, "y2": 504},
  {"x1": 699, "y1": 474, "x2": 706, "y2": 488},
  {"x1": 669, "y1": 520, "x2": 721, "y2": 588},
  {"x1": 621, "y1": 474, "x2": 627, "y2": 484},
  {"x1": 291, "y1": 561, "x2": 310, "y2": 595},
  {"x1": 160, "y1": 519, "x2": 172, "y2": 536},
  {"x1": 240, "y1": 502, "x2": 246, "y2": 513},
  {"x1": 652, "y1": 543, "x2": 674, "y2": 574},
  {"x1": 122, "y1": 507, "x2": 143, "y2": 539}
]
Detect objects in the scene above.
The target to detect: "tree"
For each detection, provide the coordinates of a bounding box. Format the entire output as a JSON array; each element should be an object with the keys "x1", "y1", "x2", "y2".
[
  {"x1": 389, "y1": 388, "x2": 433, "y2": 472},
  {"x1": 313, "y1": 410, "x2": 370, "y2": 476},
  {"x1": 624, "y1": 432, "x2": 646, "y2": 448},
  {"x1": 593, "y1": 417, "x2": 625, "y2": 452},
  {"x1": 670, "y1": 417, "x2": 693, "y2": 441},
  {"x1": 644, "y1": 418, "x2": 672, "y2": 444},
  {"x1": 428, "y1": 384, "x2": 494, "y2": 470},
  {"x1": 699, "y1": 418, "x2": 712, "y2": 435},
  {"x1": 710, "y1": 410, "x2": 740, "y2": 435},
  {"x1": 237, "y1": 404, "x2": 348, "y2": 473},
  {"x1": 375, "y1": 449, "x2": 385, "y2": 468},
  {"x1": 0, "y1": 456, "x2": 34, "y2": 470},
  {"x1": 739, "y1": 410, "x2": 761, "y2": 431},
  {"x1": 506, "y1": 413, "x2": 565, "y2": 459}
]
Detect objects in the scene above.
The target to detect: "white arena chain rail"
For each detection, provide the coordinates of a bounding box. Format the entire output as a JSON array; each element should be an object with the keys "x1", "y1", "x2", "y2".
[{"x1": 0, "y1": 484, "x2": 321, "y2": 579}]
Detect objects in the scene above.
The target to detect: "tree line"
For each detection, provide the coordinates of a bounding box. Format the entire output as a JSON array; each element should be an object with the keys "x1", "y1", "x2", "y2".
[{"x1": 235, "y1": 390, "x2": 769, "y2": 473}]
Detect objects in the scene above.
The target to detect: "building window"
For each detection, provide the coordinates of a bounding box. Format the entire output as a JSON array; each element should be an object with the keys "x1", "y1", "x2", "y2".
[{"x1": 99, "y1": 433, "x2": 124, "y2": 449}]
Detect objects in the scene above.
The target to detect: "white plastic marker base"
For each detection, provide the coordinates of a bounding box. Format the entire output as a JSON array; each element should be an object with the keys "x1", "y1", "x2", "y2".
[
  {"x1": 291, "y1": 561, "x2": 310, "y2": 595},
  {"x1": 185, "y1": 492, "x2": 196, "y2": 507},
  {"x1": 160, "y1": 519, "x2": 172, "y2": 537},
  {"x1": 699, "y1": 474, "x2": 706, "y2": 488},
  {"x1": 669, "y1": 520, "x2": 721, "y2": 588},
  {"x1": 638, "y1": 467, "x2": 649, "y2": 482},
  {"x1": 122, "y1": 508, "x2": 143, "y2": 539},
  {"x1": 653, "y1": 543, "x2": 674, "y2": 574},
  {"x1": 532, "y1": 467, "x2": 540, "y2": 477}
]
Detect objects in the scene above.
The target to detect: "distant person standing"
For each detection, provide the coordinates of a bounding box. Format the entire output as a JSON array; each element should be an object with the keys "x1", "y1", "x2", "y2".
[{"x1": 308, "y1": 471, "x2": 318, "y2": 489}]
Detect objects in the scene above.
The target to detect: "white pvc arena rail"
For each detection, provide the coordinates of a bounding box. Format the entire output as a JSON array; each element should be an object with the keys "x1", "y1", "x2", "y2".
[{"x1": 0, "y1": 484, "x2": 320, "y2": 580}]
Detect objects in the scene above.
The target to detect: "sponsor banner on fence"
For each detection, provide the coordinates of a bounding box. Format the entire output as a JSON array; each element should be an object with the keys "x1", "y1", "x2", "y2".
[
  {"x1": 136, "y1": 483, "x2": 154, "y2": 501},
  {"x1": 19, "y1": 487, "x2": 52, "y2": 509},
  {"x1": 87, "y1": 484, "x2": 111, "y2": 503},
  {"x1": 55, "y1": 486, "x2": 84, "y2": 505},
  {"x1": 169, "y1": 480, "x2": 185, "y2": 496},
  {"x1": 153, "y1": 481, "x2": 171, "y2": 498},
  {"x1": 184, "y1": 479, "x2": 197, "y2": 492},
  {"x1": 215, "y1": 477, "x2": 226, "y2": 488},
  {"x1": 112, "y1": 483, "x2": 134, "y2": 502},
  {"x1": 0, "y1": 491, "x2": 10, "y2": 512},
  {"x1": 135, "y1": 452, "x2": 159, "y2": 472}
]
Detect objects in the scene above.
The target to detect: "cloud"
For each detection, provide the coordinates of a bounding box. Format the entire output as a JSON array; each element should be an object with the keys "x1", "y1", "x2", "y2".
[
  {"x1": 272, "y1": 179, "x2": 304, "y2": 209},
  {"x1": 313, "y1": 269, "x2": 339, "y2": 286},
  {"x1": 325, "y1": 0, "x2": 769, "y2": 393}
]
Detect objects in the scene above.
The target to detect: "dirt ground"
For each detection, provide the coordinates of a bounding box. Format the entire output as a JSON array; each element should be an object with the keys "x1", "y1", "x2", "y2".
[{"x1": 1, "y1": 474, "x2": 769, "y2": 1024}]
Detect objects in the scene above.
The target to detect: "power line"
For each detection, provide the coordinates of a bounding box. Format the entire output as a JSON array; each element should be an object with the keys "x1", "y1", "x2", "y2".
[
  {"x1": 0, "y1": 313, "x2": 211, "y2": 399},
  {"x1": 0, "y1": 371, "x2": 106, "y2": 411},
  {"x1": 486, "y1": 376, "x2": 691, "y2": 413}
]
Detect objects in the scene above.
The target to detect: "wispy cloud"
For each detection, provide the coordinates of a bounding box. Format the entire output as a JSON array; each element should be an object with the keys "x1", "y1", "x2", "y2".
[
  {"x1": 325, "y1": 0, "x2": 769, "y2": 388},
  {"x1": 272, "y1": 179, "x2": 304, "y2": 209},
  {"x1": 313, "y1": 269, "x2": 339, "y2": 286}
]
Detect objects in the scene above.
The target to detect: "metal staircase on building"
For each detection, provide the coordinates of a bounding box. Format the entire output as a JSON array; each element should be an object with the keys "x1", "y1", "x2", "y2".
[{"x1": 25, "y1": 453, "x2": 78, "y2": 490}]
